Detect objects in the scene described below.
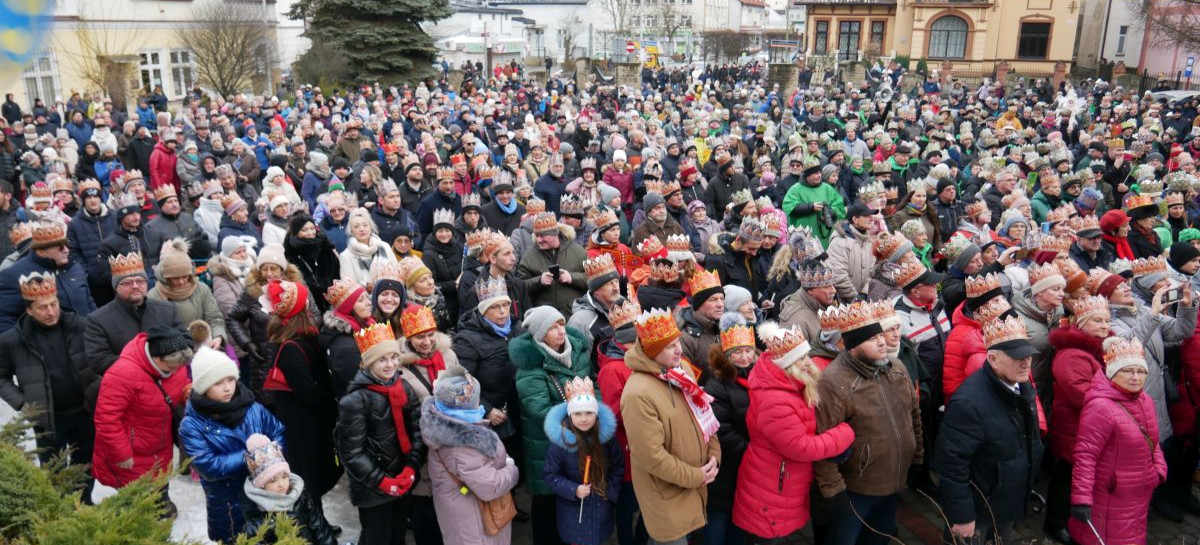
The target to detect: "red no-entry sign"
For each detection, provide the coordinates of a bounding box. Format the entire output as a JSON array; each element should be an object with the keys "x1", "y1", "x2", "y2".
[{"x1": 626, "y1": 41, "x2": 636, "y2": 53}]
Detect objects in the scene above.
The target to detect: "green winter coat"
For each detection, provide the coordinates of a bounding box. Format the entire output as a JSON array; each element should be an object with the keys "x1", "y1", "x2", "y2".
[
  {"x1": 510, "y1": 326, "x2": 593, "y2": 495},
  {"x1": 782, "y1": 181, "x2": 846, "y2": 248},
  {"x1": 1030, "y1": 190, "x2": 1063, "y2": 226},
  {"x1": 516, "y1": 230, "x2": 589, "y2": 317}
]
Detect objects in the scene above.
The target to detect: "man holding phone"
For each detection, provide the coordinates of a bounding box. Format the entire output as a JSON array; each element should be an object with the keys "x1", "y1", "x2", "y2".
[{"x1": 517, "y1": 211, "x2": 588, "y2": 316}]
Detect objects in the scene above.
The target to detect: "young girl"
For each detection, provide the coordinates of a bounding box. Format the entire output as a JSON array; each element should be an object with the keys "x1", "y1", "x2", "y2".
[
  {"x1": 542, "y1": 377, "x2": 624, "y2": 545},
  {"x1": 240, "y1": 434, "x2": 337, "y2": 545},
  {"x1": 179, "y1": 347, "x2": 285, "y2": 544}
]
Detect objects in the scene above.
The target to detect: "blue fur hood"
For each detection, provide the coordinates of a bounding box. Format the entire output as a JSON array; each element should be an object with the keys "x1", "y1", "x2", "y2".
[{"x1": 542, "y1": 401, "x2": 617, "y2": 452}]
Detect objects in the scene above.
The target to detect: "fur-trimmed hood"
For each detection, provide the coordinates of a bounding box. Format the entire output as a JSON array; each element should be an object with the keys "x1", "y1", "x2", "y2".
[
  {"x1": 321, "y1": 309, "x2": 359, "y2": 334},
  {"x1": 397, "y1": 332, "x2": 459, "y2": 367},
  {"x1": 205, "y1": 253, "x2": 253, "y2": 283},
  {"x1": 1048, "y1": 324, "x2": 1105, "y2": 360},
  {"x1": 420, "y1": 397, "x2": 500, "y2": 458},
  {"x1": 542, "y1": 402, "x2": 617, "y2": 452},
  {"x1": 707, "y1": 231, "x2": 734, "y2": 255},
  {"x1": 244, "y1": 263, "x2": 304, "y2": 298}
]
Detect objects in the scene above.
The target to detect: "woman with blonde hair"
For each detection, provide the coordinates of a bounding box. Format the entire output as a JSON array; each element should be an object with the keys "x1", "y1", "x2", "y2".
[{"x1": 339, "y1": 208, "x2": 399, "y2": 289}]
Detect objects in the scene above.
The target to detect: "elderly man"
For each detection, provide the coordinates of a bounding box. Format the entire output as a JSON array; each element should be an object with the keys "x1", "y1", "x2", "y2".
[
  {"x1": 92, "y1": 324, "x2": 192, "y2": 516},
  {"x1": 934, "y1": 316, "x2": 1043, "y2": 545},
  {"x1": 0, "y1": 272, "x2": 99, "y2": 501},
  {"x1": 0, "y1": 220, "x2": 95, "y2": 332},
  {"x1": 84, "y1": 252, "x2": 181, "y2": 375},
  {"x1": 982, "y1": 169, "x2": 1019, "y2": 228},
  {"x1": 631, "y1": 187, "x2": 687, "y2": 250},
  {"x1": 517, "y1": 212, "x2": 587, "y2": 316}
]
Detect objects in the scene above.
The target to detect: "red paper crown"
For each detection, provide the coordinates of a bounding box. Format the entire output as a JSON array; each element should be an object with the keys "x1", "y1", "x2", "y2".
[
  {"x1": 965, "y1": 272, "x2": 1002, "y2": 299},
  {"x1": 976, "y1": 296, "x2": 1013, "y2": 323},
  {"x1": 637, "y1": 235, "x2": 667, "y2": 259},
  {"x1": 608, "y1": 298, "x2": 641, "y2": 330},
  {"x1": 355, "y1": 321, "x2": 398, "y2": 354},
  {"x1": 19, "y1": 271, "x2": 57, "y2": 302},
  {"x1": 982, "y1": 315, "x2": 1029, "y2": 348},
  {"x1": 532, "y1": 212, "x2": 559, "y2": 233},
  {"x1": 401, "y1": 304, "x2": 437, "y2": 337},
  {"x1": 635, "y1": 308, "x2": 680, "y2": 346},
  {"x1": 584, "y1": 253, "x2": 618, "y2": 283},
  {"x1": 686, "y1": 268, "x2": 721, "y2": 295},
  {"x1": 720, "y1": 320, "x2": 756, "y2": 352},
  {"x1": 324, "y1": 278, "x2": 364, "y2": 309}
]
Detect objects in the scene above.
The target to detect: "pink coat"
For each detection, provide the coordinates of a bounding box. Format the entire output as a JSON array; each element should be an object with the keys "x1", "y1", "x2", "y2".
[
  {"x1": 1069, "y1": 373, "x2": 1167, "y2": 545},
  {"x1": 1047, "y1": 326, "x2": 1105, "y2": 461},
  {"x1": 602, "y1": 167, "x2": 634, "y2": 206},
  {"x1": 731, "y1": 352, "x2": 855, "y2": 539}
]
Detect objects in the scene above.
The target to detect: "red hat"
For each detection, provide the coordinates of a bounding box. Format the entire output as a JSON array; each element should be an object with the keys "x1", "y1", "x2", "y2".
[
  {"x1": 264, "y1": 279, "x2": 308, "y2": 323},
  {"x1": 423, "y1": 153, "x2": 440, "y2": 166},
  {"x1": 1099, "y1": 210, "x2": 1130, "y2": 235},
  {"x1": 679, "y1": 164, "x2": 698, "y2": 181}
]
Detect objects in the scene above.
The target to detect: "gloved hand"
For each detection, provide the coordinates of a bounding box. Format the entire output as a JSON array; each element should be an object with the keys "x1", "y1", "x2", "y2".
[
  {"x1": 378, "y1": 467, "x2": 416, "y2": 497},
  {"x1": 826, "y1": 491, "x2": 852, "y2": 516},
  {"x1": 829, "y1": 446, "x2": 852, "y2": 464},
  {"x1": 1070, "y1": 504, "x2": 1092, "y2": 523},
  {"x1": 246, "y1": 344, "x2": 263, "y2": 362}
]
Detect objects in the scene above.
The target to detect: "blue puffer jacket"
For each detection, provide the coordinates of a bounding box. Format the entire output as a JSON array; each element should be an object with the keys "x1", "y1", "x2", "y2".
[
  {"x1": 0, "y1": 253, "x2": 95, "y2": 333},
  {"x1": 542, "y1": 402, "x2": 623, "y2": 545},
  {"x1": 179, "y1": 396, "x2": 285, "y2": 544},
  {"x1": 68, "y1": 207, "x2": 117, "y2": 277},
  {"x1": 217, "y1": 215, "x2": 261, "y2": 252}
]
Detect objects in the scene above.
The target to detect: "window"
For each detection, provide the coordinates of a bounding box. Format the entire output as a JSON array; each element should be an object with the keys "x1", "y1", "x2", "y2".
[
  {"x1": 870, "y1": 20, "x2": 885, "y2": 49},
  {"x1": 1017, "y1": 22, "x2": 1051, "y2": 59},
  {"x1": 169, "y1": 50, "x2": 194, "y2": 99},
  {"x1": 814, "y1": 20, "x2": 829, "y2": 55},
  {"x1": 644, "y1": 15, "x2": 656, "y2": 28},
  {"x1": 1116, "y1": 25, "x2": 1128, "y2": 56},
  {"x1": 21, "y1": 54, "x2": 59, "y2": 110},
  {"x1": 140, "y1": 51, "x2": 164, "y2": 93},
  {"x1": 680, "y1": 15, "x2": 691, "y2": 26},
  {"x1": 838, "y1": 20, "x2": 860, "y2": 60},
  {"x1": 928, "y1": 15, "x2": 967, "y2": 59},
  {"x1": 630, "y1": 15, "x2": 641, "y2": 27}
]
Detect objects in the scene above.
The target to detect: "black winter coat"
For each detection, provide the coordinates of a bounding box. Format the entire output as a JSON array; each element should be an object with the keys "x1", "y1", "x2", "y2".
[
  {"x1": 0, "y1": 311, "x2": 97, "y2": 433},
  {"x1": 83, "y1": 298, "x2": 180, "y2": 375},
  {"x1": 933, "y1": 363, "x2": 1043, "y2": 525},
  {"x1": 458, "y1": 268, "x2": 531, "y2": 323},
  {"x1": 705, "y1": 233, "x2": 767, "y2": 298},
  {"x1": 284, "y1": 234, "x2": 339, "y2": 313},
  {"x1": 98, "y1": 226, "x2": 153, "y2": 291},
  {"x1": 453, "y1": 310, "x2": 525, "y2": 421},
  {"x1": 318, "y1": 312, "x2": 363, "y2": 399},
  {"x1": 335, "y1": 370, "x2": 427, "y2": 508},
  {"x1": 268, "y1": 336, "x2": 343, "y2": 499},
  {"x1": 69, "y1": 207, "x2": 118, "y2": 305},
  {"x1": 0, "y1": 253, "x2": 96, "y2": 333},
  {"x1": 481, "y1": 200, "x2": 525, "y2": 237},
  {"x1": 704, "y1": 363, "x2": 751, "y2": 512},
  {"x1": 240, "y1": 482, "x2": 337, "y2": 545},
  {"x1": 421, "y1": 237, "x2": 463, "y2": 311}
]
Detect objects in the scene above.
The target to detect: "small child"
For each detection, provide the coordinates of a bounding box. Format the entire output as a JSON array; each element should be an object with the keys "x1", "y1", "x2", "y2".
[
  {"x1": 178, "y1": 347, "x2": 286, "y2": 544},
  {"x1": 542, "y1": 377, "x2": 624, "y2": 545},
  {"x1": 241, "y1": 434, "x2": 337, "y2": 545}
]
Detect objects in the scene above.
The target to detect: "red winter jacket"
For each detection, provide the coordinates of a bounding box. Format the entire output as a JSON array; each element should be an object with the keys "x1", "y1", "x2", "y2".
[
  {"x1": 1048, "y1": 326, "x2": 1105, "y2": 461},
  {"x1": 732, "y1": 352, "x2": 855, "y2": 539},
  {"x1": 942, "y1": 305, "x2": 986, "y2": 400},
  {"x1": 602, "y1": 167, "x2": 634, "y2": 206},
  {"x1": 1069, "y1": 373, "x2": 1167, "y2": 545},
  {"x1": 596, "y1": 341, "x2": 633, "y2": 483},
  {"x1": 1167, "y1": 320, "x2": 1200, "y2": 440},
  {"x1": 149, "y1": 140, "x2": 180, "y2": 194},
  {"x1": 92, "y1": 333, "x2": 190, "y2": 488}
]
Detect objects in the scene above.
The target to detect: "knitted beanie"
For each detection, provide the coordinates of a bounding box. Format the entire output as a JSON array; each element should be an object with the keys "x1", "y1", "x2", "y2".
[
  {"x1": 256, "y1": 243, "x2": 288, "y2": 271},
  {"x1": 522, "y1": 305, "x2": 565, "y2": 343},
  {"x1": 723, "y1": 285, "x2": 752, "y2": 316},
  {"x1": 244, "y1": 433, "x2": 290, "y2": 489},
  {"x1": 146, "y1": 324, "x2": 192, "y2": 358},
  {"x1": 158, "y1": 238, "x2": 193, "y2": 279},
  {"x1": 433, "y1": 360, "x2": 482, "y2": 410},
  {"x1": 190, "y1": 346, "x2": 239, "y2": 395}
]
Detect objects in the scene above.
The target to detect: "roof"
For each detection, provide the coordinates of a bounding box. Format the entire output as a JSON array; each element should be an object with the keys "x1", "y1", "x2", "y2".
[
  {"x1": 740, "y1": 0, "x2": 767, "y2": 6},
  {"x1": 487, "y1": 0, "x2": 588, "y2": 4},
  {"x1": 451, "y1": 0, "x2": 525, "y2": 13}
]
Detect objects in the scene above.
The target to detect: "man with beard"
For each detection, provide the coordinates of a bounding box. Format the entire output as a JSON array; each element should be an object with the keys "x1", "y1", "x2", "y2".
[
  {"x1": 0, "y1": 220, "x2": 95, "y2": 332},
  {"x1": 534, "y1": 153, "x2": 568, "y2": 215},
  {"x1": 517, "y1": 211, "x2": 587, "y2": 316},
  {"x1": 398, "y1": 155, "x2": 432, "y2": 217},
  {"x1": 83, "y1": 251, "x2": 181, "y2": 375},
  {"x1": 631, "y1": 186, "x2": 687, "y2": 250},
  {"x1": 568, "y1": 253, "x2": 622, "y2": 353},
  {"x1": 68, "y1": 179, "x2": 117, "y2": 305}
]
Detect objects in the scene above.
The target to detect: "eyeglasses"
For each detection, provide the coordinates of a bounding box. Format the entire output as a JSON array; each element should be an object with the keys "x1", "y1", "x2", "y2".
[{"x1": 1117, "y1": 368, "x2": 1148, "y2": 377}]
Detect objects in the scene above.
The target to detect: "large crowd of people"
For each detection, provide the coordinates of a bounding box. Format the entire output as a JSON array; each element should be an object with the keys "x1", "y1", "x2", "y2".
[{"x1": 1, "y1": 59, "x2": 1200, "y2": 545}]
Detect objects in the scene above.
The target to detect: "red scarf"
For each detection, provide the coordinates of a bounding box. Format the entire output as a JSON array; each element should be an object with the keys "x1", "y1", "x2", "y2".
[
  {"x1": 413, "y1": 351, "x2": 446, "y2": 386},
  {"x1": 1101, "y1": 233, "x2": 1136, "y2": 260},
  {"x1": 658, "y1": 367, "x2": 720, "y2": 442},
  {"x1": 365, "y1": 382, "x2": 413, "y2": 454}
]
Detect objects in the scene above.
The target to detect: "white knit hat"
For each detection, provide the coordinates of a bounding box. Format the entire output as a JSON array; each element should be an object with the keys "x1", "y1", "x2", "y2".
[
  {"x1": 256, "y1": 243, "x2": 287, "y2": 270},
  {"x1": 190, "y1": 346, "x2": 239, "y2": 394}
]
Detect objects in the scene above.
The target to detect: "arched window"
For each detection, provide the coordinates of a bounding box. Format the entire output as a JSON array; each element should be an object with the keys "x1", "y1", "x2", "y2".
[{"x1": 929, "y1": 15, "x2": 968, "y2": 59}]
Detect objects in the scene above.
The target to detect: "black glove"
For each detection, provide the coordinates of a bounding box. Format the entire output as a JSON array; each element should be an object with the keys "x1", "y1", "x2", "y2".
[
  {"x1": 829, "y1": 446, "x2": 852, "y2": 464},
  {"x1": 1070, "y1": 504, "x2": 1091, "y2": 523},
  {"x1": 246, "y1": 344, "x2": 264, "y2": 363},
  {"x1": 826, "y1": 491, "x2": 852, "y2": 516}
]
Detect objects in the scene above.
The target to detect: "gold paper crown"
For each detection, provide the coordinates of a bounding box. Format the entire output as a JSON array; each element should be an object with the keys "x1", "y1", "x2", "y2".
[
  {"x1": 966, "y1": 272, "x2": 1003, "y2": 299},
  {"x1": 758, "y1": 323, "x2": 809, "y2": 361},
  {"x1": 799, "y1": 264, "x2": 835, "y2": 288},
  {"x1": 1041, "y1": 235, "x2": 1073, "y2": 256},
  {"x1": 481, "y1": 231, "x2": 509, "y2": 258},
  {"x1": 1072, "y1": 295, "x2": 1111, "y2": 320},
  {"x1": 885, "y1": 187, "x2": 900, "y2": 201},
  {"x1": 643, "y1": 179, "x2": 664, "y2": 196},
  {"x1": 1106, "y1": 138, "x2": 1125, "y2": 150},
  {"x1": 324, "y1": 278, "x2": 364, "y2": 309},
  {"x1": 477, "y1": 166, "x2": 498, "y2": 180},
  {"x1": 432, "y1": 208, "x2": 455, "y2": 227},
  {"x1": 1131, "y1": 256, "x2": 1169, "y2": 278},
  {"x1": 871, "y1": 299, "x2": 897, "y2": 324},
  {"x1": 400, "y1": 304, "x2": 437, "y2": 337},
  {"x1": 858, "y1": 182, "x2": 886, "y2": 206},
  {"x1": 593, "y1": 209, "x2": 618, "y2": 230},
  {"x1": 965, "y1": 200, "x2": 989, "y2": 217},
  {"x1": 649, "y1": 260, "x2": 680, "y2": 284},
  {"x1": 1138, "y1": 178, "x2": 1164, "y2": 197},
  {"x1": 532, "y1": 211, "x2": 559, "y2": 233},
  {"x1": 19, "y1": 271, "x2": 56, "y2": 302},
  {"x1": 153, "y1": 184, "x2": 177, "y2": 202},
  {"x1": 1124, "y1": 193, "x2": 1156, "y2": 211},
  {"x1": 466, "y1": 228, "x2": 494, "y2": 250},
  {"x1": 608, "y1": 298, "x2": 641, "y2": 330},
  {"x1": 398, "y1": 256, "x2": 431, "y2": 285},
  {"x1": 1165, "y1": 171, "x2": 1195, "y2": 193},
  {"x1": 976, "y1": 296, "x2": 1013, "y2": 323},
  {"x1": 49, "y1": 175, "x2": 73, "y2": 195},
  {"x1": 8, "y1": 222, "x2": 31, "y2": 247},
  {"x1": 982, "y1": 315, "x2": 1029, "y2": 348},
  {"x1": 665, "y1": 233, "x2": 691, "y2": 255},
  {"x1": 436, "y1": 166, "x2": 456, "y2": 182},
  {"x1": 760, "y1": 211, "x2": 783, "y2": 235},
  {"x1": 637, "y1": 235, "x2": 666, "y2": 258},
  {"x1": 818, "y1": 301, "x2": 883, "y2": 334},
  {"x1": 122, "y1": 170, "x2": 145, "y2": 187},
  {"x1": 872, "y1": 232, "x2": 912, "y2": 262},
  {"x1": 462, "y1": 192, "x2": 481, "y2": 209},
  {"x1": 635, "y1": 308, "x2": 680, "y2": 346},
  {"x1": 31, "y1": 220, "x2": 67, "y2": 247},
  {"x1": 687, "y1": 269, "x2": 721, "y2": 296},
  {"x1": 1029, "y1": 262, "x2": 1065, "y2": 286},
  {"x1": 1070, "y1": 214, "x2": 1101, "y2": 233},
  {"x1": 887, "y1": 258, "x2": 930, "y2": 289},
  {"x1": 108, "y1": 252, "x2": 145, "y2": 278},
  {"x1": 373, "y1": 261, "x2": 404, "y2": 285},
  {"x1": 730, "y1": 188, "x2": 753, "y2": 207},
  {"x1": 1104, "y1": 336, "x2": 1145, "y2": 366},
  {"x1": 219, "y1": 193, "x2": 243, "y2": 211},
  {"x1": 1166, "y1": 192, "x2": 1185, "y2": 206},
  {"x1": 1002, "y1": 191, "x2": 1029, "y2": 209},
  {"x1": 476, "y1": 276, "x2": 509, "y2": 306},
  {"x1": 354, "y1": 321, "x2": 397, "y2": 354},
  {"x1": 662, "y1": 180, "x2": 681, "y2": 196},
  {"x1": 1045, "y1": 204, "x2": 1075, "y2": 225},
  {"x1": 583, "y1": 253, "x2": 617, "y2": 282},
  {"x1": 560, "y1": 194, "x2": 586, "y2": 216},
  {"x1": 719, "y1": 319, "x2": 756, "y2": 352},
  {"x1": 564, "y1": 376, "x2": 597, "y2": 405}
]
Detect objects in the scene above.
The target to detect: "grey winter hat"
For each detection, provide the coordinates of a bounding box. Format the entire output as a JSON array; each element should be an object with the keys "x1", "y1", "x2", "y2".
[
  {"x1": 433, "y1": 360, "x2": 481, "y2": 410},
  {"x1": 522, "y1": 305, "x2": 565, "y2": 343},
  {"x1": 724, "y1": 285, "x2": 752, "y2": 315}
]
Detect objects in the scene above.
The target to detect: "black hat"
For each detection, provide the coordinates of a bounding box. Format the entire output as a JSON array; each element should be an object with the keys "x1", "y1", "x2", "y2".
[
  {"x1": 331, "y1": 157, "x2": 352, "y2": 172},
  {"x1": 803, "y1": 163, "x2": 823, "y2": 178},
  {"x1": 361, "y1": 148, "x2": 379, "y2": 163},
  {"x1": 1127, "y1": 204, "x2": 1158, "y2": 220},
  {"x1": 1169, "y1": 241, "x2": 1200, "y2": 273},
  {"x1": 990, "y1": 338, "x2": 1040, "y2": 360},
  {"x1": 937, "y1": 178, "x2": 957, "y2": 195},
  {"x1": 637, "y1": 285, "x2": 683, "y2": 311},
  {"x1": 843, "y1": 322, "x2": 884, "y2": 350},
  {"x1": 1088, "y1": 141, "x2": 1108, "y2": 153},
  {"x1": 146, "y1": 325, "x2": 192, "y2": 358},
  {"x1": 847, "y1": 201, "x2": 875, "y2": 218},
  {"x1": 902, "y1": 268, "x2": 944, "y2": 290}
]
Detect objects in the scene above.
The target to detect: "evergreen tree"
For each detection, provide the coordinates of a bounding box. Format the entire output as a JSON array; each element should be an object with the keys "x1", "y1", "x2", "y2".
[{"x1": 293, "y1": 0, "x2": 452, "y2": 84}]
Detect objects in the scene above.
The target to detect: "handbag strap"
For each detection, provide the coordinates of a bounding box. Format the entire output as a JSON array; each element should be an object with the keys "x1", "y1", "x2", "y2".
[
  {"x1": 1114, "y1": 398, "x2": 1157, "y2": 457},
  {"x1": 273, "y1": 339, "x2": 309, "y2": 370}
]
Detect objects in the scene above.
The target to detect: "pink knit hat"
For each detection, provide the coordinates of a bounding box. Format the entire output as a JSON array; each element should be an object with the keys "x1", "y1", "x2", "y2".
[{"x1": 244, "y1": 433, "x2": 290, "y2": 488}]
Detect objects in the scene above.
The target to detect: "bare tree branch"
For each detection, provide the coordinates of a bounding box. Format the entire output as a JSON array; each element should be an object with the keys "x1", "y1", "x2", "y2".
[
  {"x1": 1131, "y1": 0, "x2": 1200, "y2": 59},
  {"x1": 652, "y1": 2, "x2": 691, "y2": 54},
  {"x1": 599, "y1": 0, "x2": 641, "y2": 35},
  {"x1": 54, "y1": 16, "x2": 146, "y2": 111},
  {"x1": 179, "y1": 3, "x2": 275, "y2": 96}
]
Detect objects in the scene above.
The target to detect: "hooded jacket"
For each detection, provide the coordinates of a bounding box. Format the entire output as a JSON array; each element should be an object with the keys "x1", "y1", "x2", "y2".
[
  {"x1": 1047, "y1": 325, "x2": 1105, "y2": 461},
  {"x1": 826, "y1": 220, "x2": 875, "y2": 300},
  {"x1": 542, "y1": 402, "x2": 623, "y2": 545},
  {"x1": 149, "y1": 139, "x2": 180, "y2": 193}
]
